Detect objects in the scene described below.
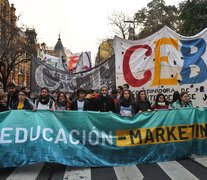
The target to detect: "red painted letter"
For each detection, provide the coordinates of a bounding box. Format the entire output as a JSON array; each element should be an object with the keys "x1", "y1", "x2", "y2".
[{"x1": 123, "y1": 45, "x2": 152, "y2": 87}]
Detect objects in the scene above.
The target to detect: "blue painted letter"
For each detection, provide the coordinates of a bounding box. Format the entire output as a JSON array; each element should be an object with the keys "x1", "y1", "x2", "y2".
[{"x1": 180, "y1": 39, "x2": 207, "y2": 84}]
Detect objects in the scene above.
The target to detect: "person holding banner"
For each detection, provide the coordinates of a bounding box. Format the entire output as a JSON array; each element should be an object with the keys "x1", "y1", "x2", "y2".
[
  {"x1": 94, "y1": 85, "x2": 115, "y2": 112},
  {"x1": 152, "y1": 93, "x2": 169, "y2": 110},
  {"x1": 11, "y1": 91, "x2": 33, "y2": 110},
  {"x1": 170, "y1": 91, "x2": 180, "y2": 106},
  {"x1": 70, "y1": 88, "x2": 90, "y2": 111},
  {"x1": 116, "y1": 89, "x2": 136, "y2": 117},
  {"x1": 136, "y1": 90, "x2": 152, "y2": 113},
  {"x1": 34, "y1": 87, "x2": 55, "y2": 111},
  {"x1": 172, "y1": 92, "x2": 193, "y2": 108},
  {"x1": 55, "y1": 92, "x2": 71, "y2": 110}
]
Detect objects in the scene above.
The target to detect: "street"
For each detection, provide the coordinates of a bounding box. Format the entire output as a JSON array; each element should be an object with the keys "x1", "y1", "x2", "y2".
[{"x1": 0, "y1": 155, "x2": 207, "y2": 180}]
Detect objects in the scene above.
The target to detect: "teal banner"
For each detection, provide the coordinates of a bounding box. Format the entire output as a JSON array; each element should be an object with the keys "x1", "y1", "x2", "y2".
[{"x1": 0, "y1": 108, "x2": 207, "y2": 168}]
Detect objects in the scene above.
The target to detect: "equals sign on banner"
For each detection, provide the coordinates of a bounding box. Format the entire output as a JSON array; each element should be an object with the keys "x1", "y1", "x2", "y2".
[
  {"x1": 118, "y1": 136, "x2": 127, "y2": 140},
  {"x1": 116, "y1": 130, "x2": 134, "y2": 146}
]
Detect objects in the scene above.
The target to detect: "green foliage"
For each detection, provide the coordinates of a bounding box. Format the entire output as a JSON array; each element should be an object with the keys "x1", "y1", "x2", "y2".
[
  {"x1": 135, "y1": 0, "x2": 179, "y2": 39},
  {"x1": 179, "y1": 0, "x2": 207, "y2": 36},
  {"x1": 108, "y1": 0, "x2": 207, "y2": 39}
]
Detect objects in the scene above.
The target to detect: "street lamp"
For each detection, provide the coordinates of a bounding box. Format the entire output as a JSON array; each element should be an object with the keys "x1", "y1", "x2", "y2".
[{"x1": 124, "y1": 20, "x2": 136, "y2": 40}]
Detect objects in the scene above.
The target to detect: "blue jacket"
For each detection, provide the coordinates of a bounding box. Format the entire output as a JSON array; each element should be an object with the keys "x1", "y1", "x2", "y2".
[{"x1": 172, "y1": 100, "x2": 193, "y2": 109}]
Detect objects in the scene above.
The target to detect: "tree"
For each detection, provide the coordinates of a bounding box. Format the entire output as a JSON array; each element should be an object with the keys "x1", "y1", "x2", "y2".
[
  {"x1": 134, "y1": 0, "x2": 180, "y2": 39},
  {"x1": 0, "y1": 16, "x2": 36, "y2": 91},
  {"x1": 179, "y1": 0, "x2": 207, "y2": 36},
  {"x1": 108, "y1": 11, "x2": 132, "y2": 39}
]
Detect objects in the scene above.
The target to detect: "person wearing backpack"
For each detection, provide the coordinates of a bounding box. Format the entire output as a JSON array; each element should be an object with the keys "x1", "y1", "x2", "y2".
[{"x1": 34, "y1": 87, "x2": 55, "y2": 111}]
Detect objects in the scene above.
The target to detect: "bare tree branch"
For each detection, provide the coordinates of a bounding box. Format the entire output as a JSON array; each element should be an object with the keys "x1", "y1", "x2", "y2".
[
  {"x1": 0, "y1": 16, "x2": 36, "y2": 90},
  {"x1": 108, "y1": 11, "x2": 132, "y2": 39}
]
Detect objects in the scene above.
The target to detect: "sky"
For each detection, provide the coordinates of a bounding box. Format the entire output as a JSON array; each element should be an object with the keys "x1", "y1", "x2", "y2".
[{"x1": 9, "y1": 0, "x2": 182, "y2": 63}]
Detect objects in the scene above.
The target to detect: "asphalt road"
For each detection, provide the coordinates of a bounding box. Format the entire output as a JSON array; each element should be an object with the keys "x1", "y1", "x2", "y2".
[{"x1": 0, "y1": 155, "x2": 207, "y2": 180}]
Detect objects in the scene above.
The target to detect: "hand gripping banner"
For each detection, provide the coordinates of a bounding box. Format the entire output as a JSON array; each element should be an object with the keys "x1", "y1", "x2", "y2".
[{"x1": 0, "y1": 108, "x2": 207, "y2": 167}]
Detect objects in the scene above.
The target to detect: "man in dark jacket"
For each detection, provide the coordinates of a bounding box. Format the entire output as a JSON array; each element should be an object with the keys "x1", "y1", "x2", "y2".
[
  {"x1": 0, "y1": 92, "x2": 9, "y2": 112},
  {"x1": 94, "y1": 85, "x2": 115, "y2": 112},
  {"x1": 71, "y1": 88, "x2": 90, "y2": 111},
  {"x1": 7, "y1": 82, "x2": 18, "y2": 109}
]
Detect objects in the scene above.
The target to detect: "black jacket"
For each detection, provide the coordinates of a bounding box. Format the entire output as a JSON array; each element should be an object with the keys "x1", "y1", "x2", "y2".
[
  {"x1": 136, "y1": 100, "x2": 151, "y2": 112},
  {"x1": 85, "y1": 96, "x2": 96, "y2": 111},
  {"x1": 70, "y1": 99, "x2": 90, "y2": 111},
  {"x1": 94, "y1": 95, "x2": 115, "y2": 112},
  {"x1": 7, "y1": 91, "x2": 19, "y2": 109},
  {"x1": 116, "y1": 99, "x2": 136, "y2": 115},
  {"x1": 12, "y1": 99, "x2": 33, "y2": 110},
  {"x1": 0, "y1": 103, "x2": 9, "y2": 112}
]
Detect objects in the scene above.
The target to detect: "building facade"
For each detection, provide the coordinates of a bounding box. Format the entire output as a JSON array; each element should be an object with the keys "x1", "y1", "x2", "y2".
[
  {"x1": 0, "y1": 0, "x2": 37, "y2": 91},
  {"x1": 44, "y1": 34, "x2": 66, "y2": 58}
]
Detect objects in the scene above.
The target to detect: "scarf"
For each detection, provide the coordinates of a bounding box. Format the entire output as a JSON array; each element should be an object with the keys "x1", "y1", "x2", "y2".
[
  {"x1": 100, "y1": 94, "x2": 110, "y2": 103},
  {"x1": 120, "y1": 98, "x2": 132, "y2": 107},
  {"x1": 158, "y1": 102, "x2": 166, "y2": 106},
  {"x1": 39, "y1": 96, "x2": 50, "y2": 105}
]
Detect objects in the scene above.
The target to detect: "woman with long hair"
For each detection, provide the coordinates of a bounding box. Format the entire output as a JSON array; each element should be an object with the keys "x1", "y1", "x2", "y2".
[
  {"x1": 56, "y1": 92, "x2": 71, "y2": 110},
  {"x1": 152, "y1": 93, "x2": 169, "y2": 110},
  {"x1": 171, "y1": 91, "x2": 180, "y2": 105},
  {"x1": 116, "y1": 90, "x2": 136, "y2": 117},
  {"x1": 172, "y1": 91, "x2": 193, "y2": 108},
  {"x1": 136, "y1": 90, "x2": 151, "y2": 113}
]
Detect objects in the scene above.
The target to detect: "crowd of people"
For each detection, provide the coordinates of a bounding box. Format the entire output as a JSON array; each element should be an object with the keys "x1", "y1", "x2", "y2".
[{"x1": 0, "y1": 82, "x2": 193, "y2": 116}]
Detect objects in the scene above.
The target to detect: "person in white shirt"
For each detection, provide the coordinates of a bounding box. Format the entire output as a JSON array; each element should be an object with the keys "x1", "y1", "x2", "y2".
[
  {"x1": 70, "y1": 88, "x2": 90, "y2": 111},
  {"x1": 34, "y1": 87, "x2": 55, "y2": 111}
]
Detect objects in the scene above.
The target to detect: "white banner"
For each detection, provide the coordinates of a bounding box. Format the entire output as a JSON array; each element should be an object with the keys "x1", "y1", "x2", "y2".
[
  {"x1": 115, "y1": 26, "x2": 207, "y2": 107},
  {"x1": 42, "y1": 54, "x2": 66, "y2": 71}
]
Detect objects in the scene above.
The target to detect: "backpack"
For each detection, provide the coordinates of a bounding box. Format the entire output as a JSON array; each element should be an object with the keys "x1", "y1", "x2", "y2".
[{"x1": 36, "y1": 99, "x2": 53, "y2": 109}]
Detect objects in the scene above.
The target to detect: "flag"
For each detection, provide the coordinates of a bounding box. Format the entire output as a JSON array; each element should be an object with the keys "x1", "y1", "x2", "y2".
[{"x1": 74, "y1": 52, "x2": 92, "y2": 73}]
